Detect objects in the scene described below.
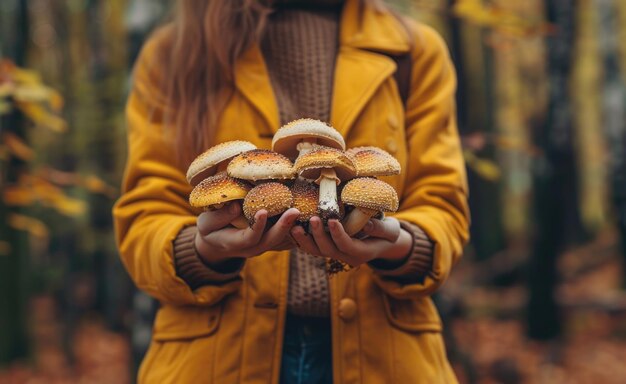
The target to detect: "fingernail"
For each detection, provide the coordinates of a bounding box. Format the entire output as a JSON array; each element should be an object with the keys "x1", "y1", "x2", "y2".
[
  {"x1": 329, "y1": 220, "x2": 338, "y2": 230},
  {"x1": 311, "y1": 219, "x2": 319, "y2": 230},
  {"x1": 363, "y1": 221, "x2": 374, "y2": 232}
]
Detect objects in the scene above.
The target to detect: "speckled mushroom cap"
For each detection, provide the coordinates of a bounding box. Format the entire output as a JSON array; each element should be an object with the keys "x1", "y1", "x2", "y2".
[
  {"x1": 227, "y1": 149, "x2": 296, "y2": 182},
  {"x1": 346, "y1": 146, "x2": 401, "y2": 177},
  {"x1": 189, "y1": 172, "x2": 251, "y2": 208},
  {"x1": 186, "y1": 140, "x2": 257, "y2": 186},
  {"x1": 291, "y1": 180, "x2": 319, "y2": 223},
  {"x1": 272, "y1": 119, "x2": 345, "y2": 159},
  {"x1": 294, "y1": 146, "x2": 356, "y2": 182},
  {"x1": 243, "y1": 182, "x2": 294, "y2": 223},
  {"x1": 341, "y1": 177, "x2": 399, "y2": 212}
]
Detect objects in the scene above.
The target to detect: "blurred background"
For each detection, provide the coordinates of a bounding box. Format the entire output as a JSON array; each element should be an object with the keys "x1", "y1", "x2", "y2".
[{"x1": 1, "y1": 0, "x2": 625, "y2": 383}]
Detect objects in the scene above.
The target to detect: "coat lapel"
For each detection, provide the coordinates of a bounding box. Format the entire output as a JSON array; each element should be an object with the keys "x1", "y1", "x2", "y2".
[
  {"x1": 233, "y1": 0, "x2": 413, "y2": 139},
  {"x1": 234, "y1": 44, "x2": 280, "y2": 136},
  {"x1": 330, "y1": 0, "x2": 412, "y2": 138}
]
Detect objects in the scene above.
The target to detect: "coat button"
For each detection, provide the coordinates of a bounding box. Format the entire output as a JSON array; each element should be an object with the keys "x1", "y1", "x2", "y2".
[
  {"x1": 386, "y1": 138, "x2": 398, "y2": 154},
  {"x1": 338, "y1": 298, "x2": 357, "y2": 321}
]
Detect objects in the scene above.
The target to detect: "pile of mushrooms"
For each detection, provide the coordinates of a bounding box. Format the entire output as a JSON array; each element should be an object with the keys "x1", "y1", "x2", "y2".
[{"x1": 186, "y1": 119, "x2": 400, "y2": 274}]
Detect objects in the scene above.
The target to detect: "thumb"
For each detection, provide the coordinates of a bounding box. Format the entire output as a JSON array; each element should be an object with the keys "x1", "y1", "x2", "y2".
[
  {"x1": 197, "y1": 202, "x2": 242, "y2": 235},
  {"x1": 361, "y1": 217, "x2": 400, "y2": 242}
]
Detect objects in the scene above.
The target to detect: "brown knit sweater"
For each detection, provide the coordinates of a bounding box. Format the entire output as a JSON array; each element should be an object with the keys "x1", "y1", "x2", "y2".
[{"x1": 171, "y1": 5, "x2": 435, "y2": 316}]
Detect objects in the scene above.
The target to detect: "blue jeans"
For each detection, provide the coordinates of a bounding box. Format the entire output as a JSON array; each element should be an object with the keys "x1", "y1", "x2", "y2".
[{"x1": 280, "y1": 314, "x2": 333, "y2": 384}]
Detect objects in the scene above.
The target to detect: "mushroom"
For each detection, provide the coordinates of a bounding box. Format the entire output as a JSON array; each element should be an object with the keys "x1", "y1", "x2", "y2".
[
  {"x1": 227, "y1": 149, "x2": 296, "y2": 184},
  {"x1": 189, "y1": 172, "x2": 252, "y2": 229},
  {"x1": 272, "y1": 118, "x2": 345, "y2": 160},
  {"x1": 340, "y1": 177, "x2": 399, "y2": 236},
  {"x1": 186, "y1": 140, "x2": 257, "y2": 186},
  {"x1": 346, "y1": 146, "x2": 401, "y2": 177},
  {"x1": 291, "y1": 179, "x2": 319, "y2": 230},
  {"x1": 294, "y1": 146, "x2": 356, "y2": 222},
  {"x1": 243, "y1": 182, "x2": 294, "y2": 226}
]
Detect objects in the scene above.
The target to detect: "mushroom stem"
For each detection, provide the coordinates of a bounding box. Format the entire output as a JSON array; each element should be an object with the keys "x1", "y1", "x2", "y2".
[
  {"x1": 317, "y1": 168, "x2": 341, "y2": 221},
  {"x1": 342, "y1": 207, "x2": 377, "y2": 236},
  {"x1": 296, "y1": 139, "x2": 316, "y2": 158}
]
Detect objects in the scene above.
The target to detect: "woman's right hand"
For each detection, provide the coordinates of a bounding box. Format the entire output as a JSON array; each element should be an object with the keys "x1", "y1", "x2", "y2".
[{"x1": 194, "y1": 202, "x2": 300, "y2": 266}]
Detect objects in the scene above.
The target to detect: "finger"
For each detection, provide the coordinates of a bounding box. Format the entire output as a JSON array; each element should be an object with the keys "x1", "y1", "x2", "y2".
[
  {"x1": 197, "y1": 203, "x2": 242, "y2": 236},
  {"x1": 290, "y1": 225, "x2": 322, "y2": 256},
  {"x1": 328, "y1": 220, "x2": 366, "y2": 255},
  {"x1": 309, "y1": 216, "x2": 342, "y2": 259},
  {"x1": 361, "y1": 217, "x2": 401, "y2": 242},
  {"x1": 257, "y1": 208, "x2": 300, "y2": 249},
  {"x1": 273, "y1": 236, "x2": 295, "y2": 251},
  {"x1": 206, "y1": 209, "x2": 267, "y2": 252}
]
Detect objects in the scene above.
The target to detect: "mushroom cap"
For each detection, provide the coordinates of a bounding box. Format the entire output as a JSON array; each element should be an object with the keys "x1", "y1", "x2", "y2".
[
  {"x1": 341, "y1": 177, "x2": 399, "y2": 212},
  {"x1": 243, "y1": 182, "x2": 294, "y2": 222},
  {"x1": 346, "y1": 146, "x2": 401, "y2": 177},
  {"x1": 227, "y1": 149, "x2": 296, "y2": 182},
  {"x1": 189, "y1": 172, "x2": 251, "y2": 208},
  {"x1": 272, "y1": 119, "x2": 345, "y2": 159},
  {"x1": 294, "y1": 146, "x2": 356, "y2": 182},
  {"x1": 186, "y1": 141, "x2": 257, "y2": 186},
  {"x1": 291, "y1": 180, "x2": 319, "y2": 222}
]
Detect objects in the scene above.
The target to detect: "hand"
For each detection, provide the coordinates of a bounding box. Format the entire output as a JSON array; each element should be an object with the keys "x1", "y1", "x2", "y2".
[
  {"x1": 290, "y1": 216, "x2": 413, "y2": 268},
  {"x1": 194, "y1": 202, "x2": 300, "y2": 266}
]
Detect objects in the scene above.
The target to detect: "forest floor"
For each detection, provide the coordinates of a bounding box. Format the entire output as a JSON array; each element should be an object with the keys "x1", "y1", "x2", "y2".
[
  {"x1": 1, "y1": 232, "x2": 625, "y2": 384},
  {"x1": 448, "y1": 230, "x2": 626, "y2": 384}
]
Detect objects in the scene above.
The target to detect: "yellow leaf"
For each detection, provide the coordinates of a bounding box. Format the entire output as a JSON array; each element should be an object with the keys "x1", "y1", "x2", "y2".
[
  {"x1": 10, "y1": 66, "x2": 42, "y2": 85},
  {"x1": 83, "y1": 175, "x2": 118, "y2": 197},
  {"x1": 49, "y1": 196, "x2": 87, "y2": 216},
  {"x1": 15, "y1": 102, "x2": 67, "y2": 133},
  {"x1": 464, "y1": 150, "x2": 501, "y2": 181},
  {"x1": 0, "y1": 82, "x2": 16, "y2": 98},
  {"x1": 13, "y1": 84, "x2": 55, "y2": 103},
  {"x1": 2, "y1": 132, "x2": 35, "y2": 161},
  {"x1": 0, "y1": 241, "x2": 11, "y2": 256},
  {"x1": 8, "y1": 213, "x2": 50, "y2": 239}
]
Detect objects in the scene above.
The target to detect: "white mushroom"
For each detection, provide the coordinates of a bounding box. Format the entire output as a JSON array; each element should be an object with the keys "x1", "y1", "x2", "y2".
[
  {"x1": 227, "y1": 149, "x2": 296, "y2": 184},
  {"x1": 272, "y1": 119, "x2": 345, "y2": 160},
  {"x1": 186, "y1": 140, "x2": 257, "y2": 186}
]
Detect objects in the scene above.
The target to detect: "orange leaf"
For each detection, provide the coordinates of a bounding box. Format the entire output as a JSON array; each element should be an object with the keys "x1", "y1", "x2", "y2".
[
  {"x1": 3, "y1": 132, "x2": 35, "y2": 161},
  {"x1": 3, "y1": 185, "x2": 37, "y2": 206}
]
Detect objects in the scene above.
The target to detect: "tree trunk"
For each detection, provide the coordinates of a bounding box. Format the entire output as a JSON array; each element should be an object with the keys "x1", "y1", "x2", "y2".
[
  {"x1": 527, "y1": 0, "x2": 579, "y2": 340},
  {"x1": 0, "y1": 0, "x2": 30, "y2": 365}
]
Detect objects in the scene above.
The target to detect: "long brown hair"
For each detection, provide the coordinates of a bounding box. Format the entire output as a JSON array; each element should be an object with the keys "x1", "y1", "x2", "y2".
[{"x1": 158, "y1": 0, "x2": 387, "y2": 165}]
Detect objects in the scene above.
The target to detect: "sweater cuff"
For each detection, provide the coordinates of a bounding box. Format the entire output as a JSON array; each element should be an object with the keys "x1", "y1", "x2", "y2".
[
  {"x1": 368, "y1": 220, "x2": 434, "y2": 280},
  {"x1": 173, "y1": 226, "x2": 245, "y2": 289}
]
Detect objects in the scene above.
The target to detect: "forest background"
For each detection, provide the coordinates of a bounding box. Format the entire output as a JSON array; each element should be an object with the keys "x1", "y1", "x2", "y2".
[{"x1": 1, "y1": 0, "x2": 626, "y2": 383}]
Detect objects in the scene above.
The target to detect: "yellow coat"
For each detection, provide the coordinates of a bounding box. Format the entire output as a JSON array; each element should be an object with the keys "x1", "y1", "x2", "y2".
[{"x1": 113, "y1": 0, "x2": 470, "y2": 382}]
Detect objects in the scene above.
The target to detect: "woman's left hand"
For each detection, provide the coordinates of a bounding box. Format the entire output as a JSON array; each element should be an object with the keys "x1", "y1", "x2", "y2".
[{"x1": 290, "y1": 216, "x2": 413, "y2": 267}]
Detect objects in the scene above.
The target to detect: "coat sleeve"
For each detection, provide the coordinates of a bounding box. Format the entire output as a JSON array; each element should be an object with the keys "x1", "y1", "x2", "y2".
[
  {"x1": 374, "y1": 23, "x2": 470, "y2": 299},
  {"x1": 113, "y1": 35, "x2": 242, "y2": 306}
]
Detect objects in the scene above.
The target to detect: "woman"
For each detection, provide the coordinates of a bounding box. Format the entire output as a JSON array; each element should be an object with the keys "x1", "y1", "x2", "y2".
[{"x1": 113, "y1": 0, "x2": 469, "y2": 382}]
